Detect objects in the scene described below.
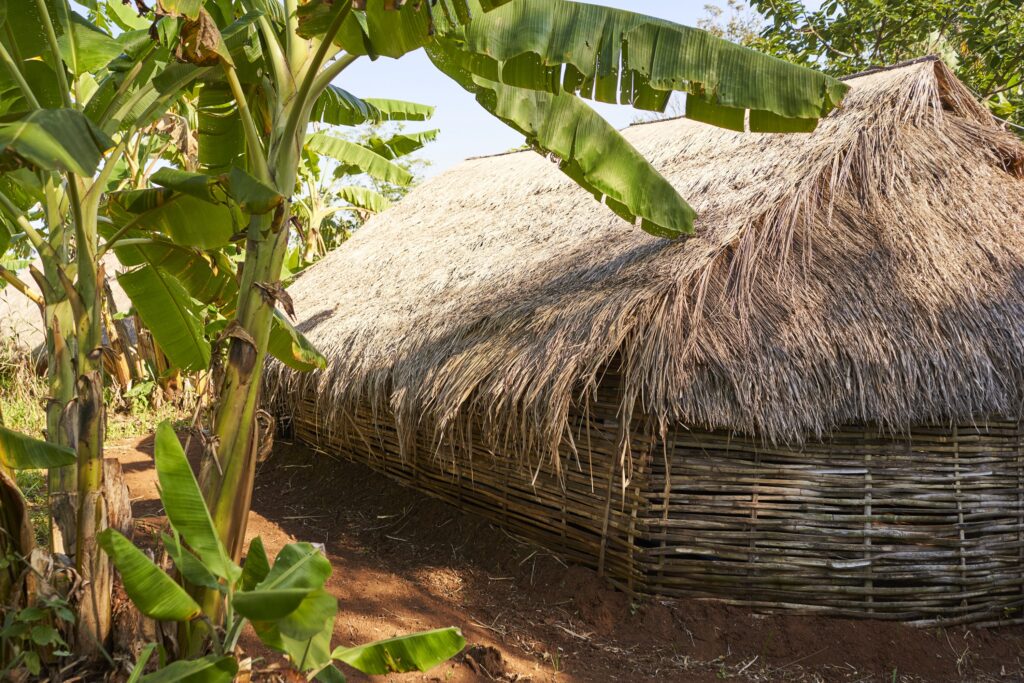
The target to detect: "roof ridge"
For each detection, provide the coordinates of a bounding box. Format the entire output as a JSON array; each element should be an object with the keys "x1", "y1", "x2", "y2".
[{"x1": 839, "y1": 55, "x2": 939, "y2": 81}]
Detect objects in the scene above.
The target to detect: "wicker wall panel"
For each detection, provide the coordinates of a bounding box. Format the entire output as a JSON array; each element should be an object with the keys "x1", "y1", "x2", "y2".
[{"x1": 290, "y1": 388, "x2": 1024, "y2": 625}]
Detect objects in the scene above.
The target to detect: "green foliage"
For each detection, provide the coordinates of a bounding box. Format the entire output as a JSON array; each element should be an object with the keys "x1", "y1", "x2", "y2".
[
  {"x1": 152, "y1": 422, "x2": 238, "y2": 583},
  {"x1": 118, "y1": 265, "x2": 213, "y2": 373},
  {"x1": 0, "y1": 596, "x2": 74, "y2": 680},
  {"x1": 300, "y1": 0, "x2": 515, "y2": 59},
  {"x1": 98, "y1": 529, "x2": 203, "y2": 621},
  {"x1": 295, "y1": 0, "x2": 846, "y2": 238},
  {"x1": 448, "y1": 0, "x2": 846, "y2": 120},
  {"x1": 13, "y1": 469, "x2": 48, "y2": 546},
  {"x1": 138, "y1": 655, "x2": 238, "y2": 683},
  {"x1": 311, "y1": 87, "x2": 435, "y2": 127},
  {"x1": 750, "y1": 0, "x2": 1024, "y2": 130},
  {"x1": 453, "y1": 71, "x2": 696, "y2": 237},
  {"x1": 269, "y1": 311, "x2": 328, "y2": 372},
  {"x1": 0, "y1": 342, "x2": 47, "y2": 436},
  {"x1": 305, "y1": 133, "x2": 415, "y2": 186},
  {"x1": 103, "y1": 421, "x2": 466, "y2": 680},
  {"x1": 332, "y1": 628, "x2": 468, "y2": 675},
  {"x1": 0, "y1": 426, "x2": 76, "y2": 470},
  {"x1": 0, "y1": 109, "x2": 114, "y2": 177},
  {"x1": 289, "y1": 118, "x2": 434, "y2": 273}
]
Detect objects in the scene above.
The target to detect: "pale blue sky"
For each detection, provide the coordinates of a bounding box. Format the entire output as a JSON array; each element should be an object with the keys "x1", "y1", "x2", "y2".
[{"x1": 338, "y1": 2, "x2": 722, "y2": 175}]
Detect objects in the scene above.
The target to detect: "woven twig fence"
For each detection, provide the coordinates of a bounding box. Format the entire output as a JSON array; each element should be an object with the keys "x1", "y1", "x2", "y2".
[{"x1": 289, "y1": 382, "x2": 1024, "y2": 627}]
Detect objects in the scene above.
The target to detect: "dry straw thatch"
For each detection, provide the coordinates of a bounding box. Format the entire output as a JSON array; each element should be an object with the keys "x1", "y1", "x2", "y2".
[
  {"x1": 269, "y1": 58, "x2": 1024, "y2": 466},
  {"x1": 268, "y1": 59, "x2": 1024, "y2": 623}
]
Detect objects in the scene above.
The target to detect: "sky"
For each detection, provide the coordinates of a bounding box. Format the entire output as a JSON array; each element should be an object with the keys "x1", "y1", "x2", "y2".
[{"x1": 338, "y1": 2, "x2": 717, "y2": 176}]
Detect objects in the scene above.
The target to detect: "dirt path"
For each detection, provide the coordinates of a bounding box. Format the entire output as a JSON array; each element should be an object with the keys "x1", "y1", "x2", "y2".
[{"x1": 110, "y1": 433, "x2": 1024, "y2": 682}]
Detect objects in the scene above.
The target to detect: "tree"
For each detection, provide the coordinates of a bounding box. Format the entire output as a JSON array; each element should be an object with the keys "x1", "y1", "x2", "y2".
[
  {"x1": 750, "y1": 0, "x2": 1024, "y2": 131},
  {"x1": 698, "y1": 0, "x2": 762, "y2": 45}
]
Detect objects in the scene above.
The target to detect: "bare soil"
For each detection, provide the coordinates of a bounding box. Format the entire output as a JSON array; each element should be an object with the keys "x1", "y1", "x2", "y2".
[{"x1": 109, "y1": 433, "x2": 1024, "y2": 682}]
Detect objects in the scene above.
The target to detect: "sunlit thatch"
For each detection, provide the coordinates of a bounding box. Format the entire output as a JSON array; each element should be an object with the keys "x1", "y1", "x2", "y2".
[{"x1": 269, "y1": 58, "x2": 1024, "y2": 469}]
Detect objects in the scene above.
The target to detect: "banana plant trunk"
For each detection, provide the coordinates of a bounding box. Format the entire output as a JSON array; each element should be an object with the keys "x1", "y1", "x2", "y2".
[
  {"x1": 38, "y1": 266, "x2": 78, "y2": 555},
  {"x1": 199, "y1": 130, "x2": 302, "y2": 559},
  {"x1": 71, "y1": 190, "x2": 112, "y2": 658},
  {"x1": 189, "y1": 203, "x2": 291, "y2": 656},
  {"x1": 199, "y1": 208, "x2": 292, "y2": 562},
  {"x1": 195, "y1": 11, "x2": 332, "y2": 645}
]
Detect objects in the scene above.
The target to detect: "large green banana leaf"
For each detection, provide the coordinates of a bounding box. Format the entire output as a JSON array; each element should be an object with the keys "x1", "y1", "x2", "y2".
[
  {"x1": 233, "y1": 588, "x2": 313, "y2": 621},
  {"x1": 111, "y1": 234, "x2": 325, "y2": 373},
  {"x1": 0, "y1": 61, "x2": 63, "y2": 113},
  {"x1": 243, "y1": 587, "x2": 336, "y2": 640},
  {"x1": 297, "y1": 0, "x2": 514, "y2": 58},
  {"x1": 0, "y1": 426, "x2": 76, "y2": 470},
  {"x1": 113, "y1": 239, "x2": 238, "y2": 308},
  {"x1": 297, "y1": 0, "x2": 845, "y2": 130},
  {"x1": 0, "y1": 109, "x2": 114, "y2": 177},
  {"x1": 0, "y1": 0, "x2": 63, "y2": 60},
  {"x1": 248, "y1": 543, "x2": 337, "y2": 665},
  {"x1": 138, "y1": 655, "x2": 238, "y2": 683},
  {"x1": 253, "y1": 614, "x2": 335, "y2": 678},
  {"x1": 153, "y1": 421, "x2": 240, "y2": 583},
  {"x1": 332, "y1": 627, "x2": 467, "y2": 675},
  {"x1": 98, "y1": 528, "x2": 203, "y2": 621},
  {"x1": 150, "y1": 166, "x2": 284, "y2": 215},
  {"x1": 269, "y1": 310, "x2": 328, "y2": 372},
  {"x1": 84, "y1": 50, "x2": 170, "y2": 133},
  {"x1": 254, "y1": 542, "x2": 332, "y2": 593},
  {"x1": 442, "y1": 0, "x2": 848, "y2": 122},
  {"x1": 311, "y1": 86, "x2": 435, "y2": 127},
  {"x1": 118, "y1": 265, "x2": 212, "y2": 372},
  {"x1": 57, "y1": 13, "x2": 125, "y2": 75},
  {"x1": 108, "y1": 187, "x2": 241, "y2": 249},
  {"x1": 428, "y1": 42, "x2": 694, "y2": 237},
  {"x1": 306, "y1": 133, "x2": 413, "y2": 186},
  {"x1": 196, "y1": 82, "x2": 245, "y2": 175}
]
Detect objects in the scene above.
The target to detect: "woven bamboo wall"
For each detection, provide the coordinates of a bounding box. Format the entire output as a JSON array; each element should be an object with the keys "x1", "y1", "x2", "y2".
[
  {"x1": 289, "y1": 384, "x2": 1024, "y2": 626},
  {"x1": 291, "y1": 387, "x2": 649, "y2": 593},
  {"x1": 641, "y1": 423, "x2": 1024, "y2": 626}
]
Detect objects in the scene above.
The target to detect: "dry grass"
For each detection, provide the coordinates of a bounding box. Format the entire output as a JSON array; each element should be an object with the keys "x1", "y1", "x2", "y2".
[
  {"x1": 267, "y1": 59, "x2": 1024, "y2": 477},
  {"x1": 0, "y1": 337, "x2": 47, "y2": 435}
]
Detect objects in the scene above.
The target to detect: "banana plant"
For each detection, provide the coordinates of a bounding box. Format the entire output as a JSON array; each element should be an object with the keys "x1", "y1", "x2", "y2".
[
  {"x1": 100, "y1": 422, "x2": 466, "y2": 682},
  {"x1": 292, "y1": 124, "x2": 437, "y2": 268},
  {"x1": 0, "y1": 0, "x2": 215, "y2": 656}
]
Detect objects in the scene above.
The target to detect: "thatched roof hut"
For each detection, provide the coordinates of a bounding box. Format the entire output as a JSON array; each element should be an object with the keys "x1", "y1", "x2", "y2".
[{"x1": 271, "y1": 59, "x2": 1024, "y2": 625}]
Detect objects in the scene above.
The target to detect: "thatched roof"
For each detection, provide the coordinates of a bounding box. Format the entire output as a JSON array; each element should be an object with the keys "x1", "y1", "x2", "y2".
[{"x1": 269, "y1": 59, "x2": 1024, "y2": 464}]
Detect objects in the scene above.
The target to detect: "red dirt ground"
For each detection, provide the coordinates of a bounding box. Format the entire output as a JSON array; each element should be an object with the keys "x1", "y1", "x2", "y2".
[{"x1": 109, "y1": 432, "x2": 1024, "y2": 682}]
